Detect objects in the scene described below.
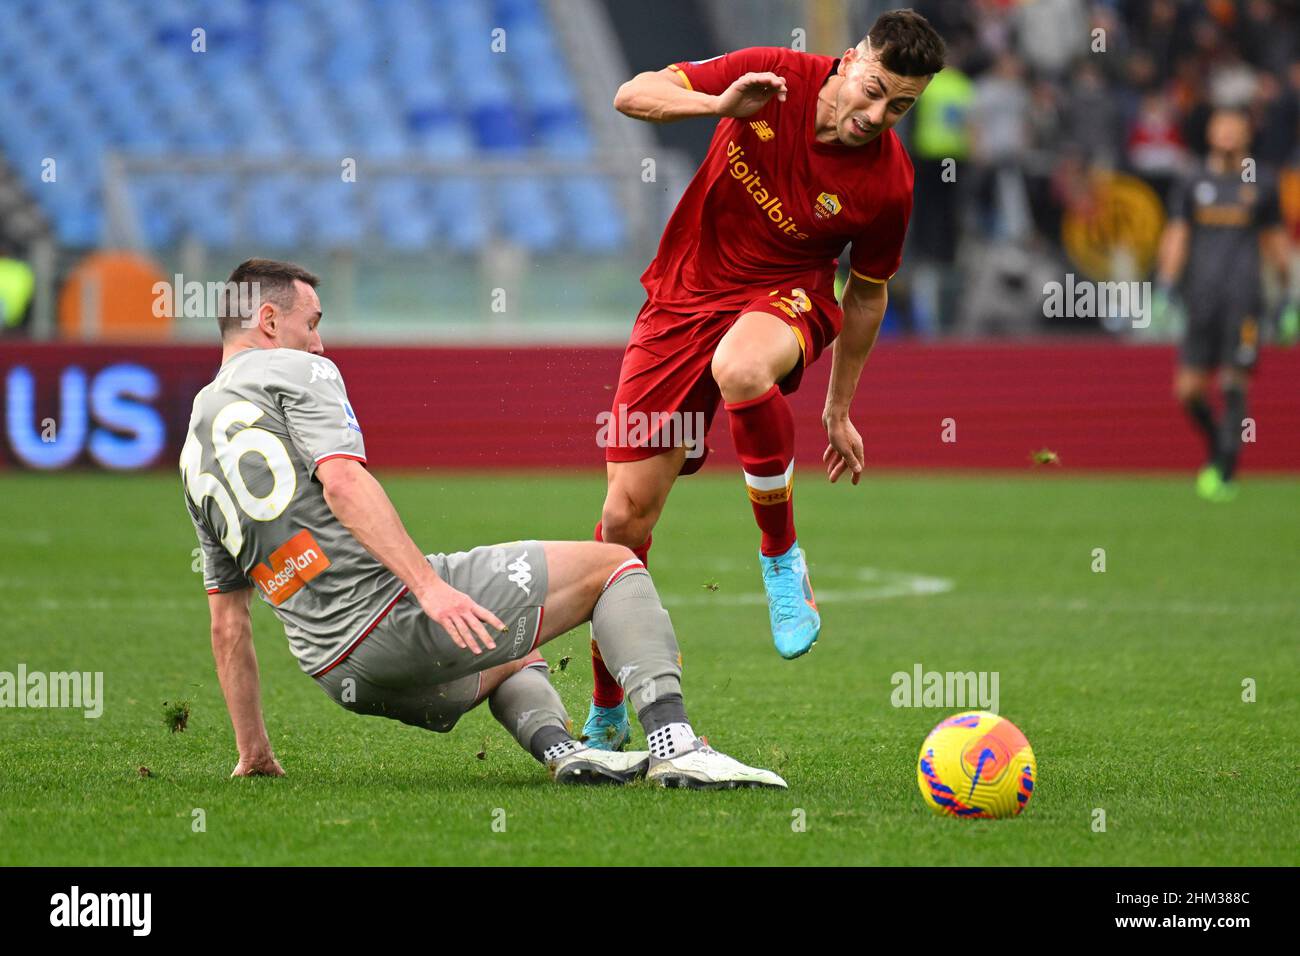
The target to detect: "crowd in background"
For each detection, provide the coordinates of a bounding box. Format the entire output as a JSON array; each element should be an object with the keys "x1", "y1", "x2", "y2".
[{"x1": 867, "y1": 0, "x2": 1300, "y2": 335}]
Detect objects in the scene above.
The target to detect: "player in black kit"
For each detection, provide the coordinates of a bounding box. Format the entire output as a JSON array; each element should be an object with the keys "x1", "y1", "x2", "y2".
[{"x1": 1155, "y1": 107, "x2": 1297, "y2": 501}]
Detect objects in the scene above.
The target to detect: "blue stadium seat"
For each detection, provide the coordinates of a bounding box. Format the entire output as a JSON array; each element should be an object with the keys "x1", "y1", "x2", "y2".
[
  {"x1": 496, "y1": 177, "x2": 561, "y2": 252},
  {"x1": 561, "y1": 178, "x2": 626, "y2": 253},
  {"x1": 1, "y1": 0, "x2": 625, "y2": 252},
  {"x1": 432, "y1": 178, "x2": 489, "y2": 254},
  {"x1": 377, "y1": 179, "x2": 436, "y2": 252}
]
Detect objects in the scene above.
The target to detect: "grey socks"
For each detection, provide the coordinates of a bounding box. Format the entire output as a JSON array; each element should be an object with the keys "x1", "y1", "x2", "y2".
[
  {"x1": 488, "y1": 661, "x2": 573, "y2": 763},
  {"x1": 592, "y1": 567, "x2": 691, "y2": 735}
]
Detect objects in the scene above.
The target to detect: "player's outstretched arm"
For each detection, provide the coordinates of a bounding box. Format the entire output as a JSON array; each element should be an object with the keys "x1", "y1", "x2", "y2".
[
  {"x1": 209, "y1": 588, "x2": 284, "y2": 777},
  {"x1": 822, "y1": 274, "x2": 888, "y2": 485},
  {"x1": 315, "y1": 458, "x2": 506, "y2": 654},
  {"x1": 1155, "y1": 218, "x2": 1189, "y2": 288},
  {"x1": 1261, "y1": 226, "x2": 1299, "y2": 344},
  {"x1": 614, "y1": 67, "x2": 786, "y2": 123}
]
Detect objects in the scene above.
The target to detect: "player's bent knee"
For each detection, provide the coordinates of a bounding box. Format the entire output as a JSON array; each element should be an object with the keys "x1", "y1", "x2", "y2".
[
  {"x1": 592, "y1": 541, "x2": 637, "y2": 585},
  {"x1": 1174, "y1": 375, "x2": 1206, "y2": 404},
  {"x1": 600, "y1": 501, "x2": 655, "y2": 547},
  {"x1": 710, "y1": 352, "x2": 773, "y2": 400}
]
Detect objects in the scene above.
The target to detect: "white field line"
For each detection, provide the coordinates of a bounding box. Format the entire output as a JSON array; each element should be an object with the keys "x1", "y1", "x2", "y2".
[
  {"x1": 939, "y1": 593, "x2": 1300, "y2": 619},
  {"x1": 661, "y1": 567, "x2": 954, "y2": 607},
  {"x1": 8, "y1": 568, "x2": 1297, "y2": 620}
]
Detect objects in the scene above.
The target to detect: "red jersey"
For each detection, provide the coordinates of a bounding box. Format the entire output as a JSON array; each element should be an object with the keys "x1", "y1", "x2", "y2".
[{"x1": 642, "y1": 47, "x2": 914, "y2": 314}]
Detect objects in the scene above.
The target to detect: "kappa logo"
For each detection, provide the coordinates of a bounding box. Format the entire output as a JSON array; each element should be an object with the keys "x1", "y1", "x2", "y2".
[
  {"x1": 516, "y1": 708, "x2": 537, "y2": 736},
  {"x1": 615, "y1": 663, "x2": 638, "y2": 685},
  {"x1": 813, "y1": 191, "x2": 842, "y2": 220},
  {"x1": 750, "y1": 119, "x2": 775, "y2": 141},
  {"x1": 309, "y1": 361, "x2": 338, "y2": 384},
  {"x1": 511, "y1": 614, "x2": 529, "y2": 653},
  {"x1": 507, "y1": 553, "x2": 532, "y2": 595}
]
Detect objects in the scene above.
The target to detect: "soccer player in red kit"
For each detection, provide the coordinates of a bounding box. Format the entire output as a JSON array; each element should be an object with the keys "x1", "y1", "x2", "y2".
[{"x1": 583, "y1": 10, "x2": 947, "y2": 748}]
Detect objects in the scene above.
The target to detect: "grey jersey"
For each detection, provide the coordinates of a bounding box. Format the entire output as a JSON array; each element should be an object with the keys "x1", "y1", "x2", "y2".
[{"x1": 181, "y1": 348, "x2": 407, "y2": 676}]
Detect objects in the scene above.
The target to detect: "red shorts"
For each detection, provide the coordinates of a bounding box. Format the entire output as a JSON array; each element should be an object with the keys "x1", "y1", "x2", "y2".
[{"x1": 604, "y1": 287, "x2": 841, "y2": 475}]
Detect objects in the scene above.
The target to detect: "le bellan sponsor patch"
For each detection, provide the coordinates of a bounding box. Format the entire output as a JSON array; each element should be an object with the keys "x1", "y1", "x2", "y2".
[{"x1": 250, "y1": 530, "x2": 331, "y2": 605}]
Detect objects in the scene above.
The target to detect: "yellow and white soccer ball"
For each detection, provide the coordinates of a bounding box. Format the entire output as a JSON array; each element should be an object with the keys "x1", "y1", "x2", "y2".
[{"x1": 916, "y1": 711, "x2": 1036, "y2": 819}]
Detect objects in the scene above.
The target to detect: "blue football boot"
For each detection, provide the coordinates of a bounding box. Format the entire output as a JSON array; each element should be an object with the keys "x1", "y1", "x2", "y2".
[
  {"x1": 580, "y1": 700, "x2": 631, "y2": 751},
  {"x1": 760, "y1": 540, "x2": 820, "y2": 659}
]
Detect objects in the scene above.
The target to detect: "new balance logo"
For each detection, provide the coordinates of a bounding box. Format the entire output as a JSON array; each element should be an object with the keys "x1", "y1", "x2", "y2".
[
  {"x1": 750, "y1": 120, "x2": 775, "y2": 141},
  {"x1": 507, "y1": 553, "x2": 532, "y2": 595}
]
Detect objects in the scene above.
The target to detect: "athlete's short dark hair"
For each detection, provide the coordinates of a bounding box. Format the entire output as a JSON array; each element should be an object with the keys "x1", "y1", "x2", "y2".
[
  {"x1": 863, "y1": 9, "x2": 946, "y2": 77},
  {"x1": 220, "y1": 258, "x2": 319, "y2": 338},
  {"x1": 1209, "y1": 104, "x2": 1253, "y2": 125}
]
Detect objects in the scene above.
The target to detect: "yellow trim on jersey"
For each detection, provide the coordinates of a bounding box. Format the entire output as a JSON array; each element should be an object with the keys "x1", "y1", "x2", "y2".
[
  {"x1": 850, "y1": 268, "x2": 892, "y2": 284},
  {"x1": 667, "y1": 64, "x2": 694, "y2": 91},
  {"x1": 789, "y1": 322, "x2": 808, "y2": 366}
]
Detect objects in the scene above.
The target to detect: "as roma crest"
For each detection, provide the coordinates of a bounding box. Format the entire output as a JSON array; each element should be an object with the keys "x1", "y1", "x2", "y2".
[{"x1": 813, "y1": 192, "x2": 842, "y2": 220}]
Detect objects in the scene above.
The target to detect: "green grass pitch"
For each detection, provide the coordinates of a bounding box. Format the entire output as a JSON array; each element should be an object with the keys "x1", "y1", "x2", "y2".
[{"x1": 1, "y1": 470, "x2": 1296, "y2": 866}]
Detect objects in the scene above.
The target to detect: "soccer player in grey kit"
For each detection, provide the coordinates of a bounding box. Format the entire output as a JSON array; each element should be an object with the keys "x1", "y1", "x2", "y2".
[
  {"x1": 1155, "y1": 107, "x2": 1298, "y2": 501},
  {"x1": 182, "y1": 259, "x2": 784, "y2": 789}
]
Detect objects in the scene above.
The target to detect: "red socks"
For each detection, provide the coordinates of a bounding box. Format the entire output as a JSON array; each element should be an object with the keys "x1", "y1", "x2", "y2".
[
  {"x1": 588, "y1": 385, "x2": 797, "y2": 710},
  {"x1": 590, "y1": 521, "x2": 652, "y2": 708},
  {"x1": 725, "y1": 385, "x2": 797, "y2": 557}
]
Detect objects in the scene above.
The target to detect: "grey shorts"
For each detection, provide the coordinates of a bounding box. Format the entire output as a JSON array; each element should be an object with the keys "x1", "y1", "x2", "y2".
[{"x1": 314, "y1": 540, "x2": 549, "y2": 732}]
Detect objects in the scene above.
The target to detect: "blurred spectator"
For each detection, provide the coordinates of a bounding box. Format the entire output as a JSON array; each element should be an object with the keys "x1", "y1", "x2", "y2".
[
  {"x1": 1139, "y1": 0, "x2": 1193, "y2": 83},
  {"x1": 1014, "y1": 0, "x2": 1089, "y2": 78},
  {"x1": 1023, "y1": 78, "x2": 1066, "y2": 239},
  {"x1": 1251, "y1": 71, "x2": 1299, "y2": 166},
  {"x1": 970, "y1": 52, "x2": 1032, "y2": 240},
  {"x1": 907, "y1": 55, "x2": 974, "y2": 334},
  {"x1": 1064, "y1": 60, "x2": 1123, "y2": 168},
  {"x1": 1208, "y1": 43, "x2": 1259, "y2": 108},
  {"x1": 1238, "y1": 0, "x2": 1296, "y2": 76},
  {"x1": 1289, "y1": 58, "x2": 1300, "y2": 160},
  {"x1": 897, "y1": 0, "x2": 1298, "y2": 337},
  {"x1": 0, "y1": 242, "x2": 35, "y2": 332},
  {"x1": 1128, "y1": 90, "x2": 1189, "y2": 198}
]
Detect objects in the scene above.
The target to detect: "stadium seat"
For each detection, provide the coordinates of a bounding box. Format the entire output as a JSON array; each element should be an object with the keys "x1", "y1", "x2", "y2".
[
  {"x1": 561, "y1": 178, "x2": 627, "y2": 253},
  {"x1": 0, "y1": 0, "x2": 626, "y2": 253}
]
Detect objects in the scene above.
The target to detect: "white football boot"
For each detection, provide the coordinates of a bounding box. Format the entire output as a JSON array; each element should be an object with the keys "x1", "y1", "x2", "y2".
[
  {"x1": 545, "y1": 739, "x2": 649, "y2": 785},
  {"x1": 645, "y1": 726, "x2": 788, "y2": 790}
]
